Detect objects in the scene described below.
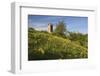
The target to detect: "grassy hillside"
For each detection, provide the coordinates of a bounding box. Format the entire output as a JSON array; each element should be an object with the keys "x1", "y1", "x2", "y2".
[{"x1": 28, "y1": 28, "x2": 88, "y2": 60}]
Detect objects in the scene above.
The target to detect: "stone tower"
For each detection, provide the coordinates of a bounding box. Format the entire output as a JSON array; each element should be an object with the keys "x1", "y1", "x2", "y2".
[{"x1": 48, "y1": 23, "x2": 53, "y2": 33}]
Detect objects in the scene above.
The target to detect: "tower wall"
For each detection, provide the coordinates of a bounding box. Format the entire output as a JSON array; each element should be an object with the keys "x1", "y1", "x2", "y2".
[{"x1": 48, "y1": 23, "x2": 53, "y2": 33}]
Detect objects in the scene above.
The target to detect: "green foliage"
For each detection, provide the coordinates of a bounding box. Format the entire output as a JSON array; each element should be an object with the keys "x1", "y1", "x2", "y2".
[
  {"x1": 68, "y1": 32, "x2": 88, "y2": 48},
  {"x1": 51, "y1": 32, "x2": 67, "y2": 39},
  {"x1": 28, "y1": 28, "x2": 88, "y2": 60},
  {"x1": 55, "y1": 21, "x2": 67, "y2": 35}
]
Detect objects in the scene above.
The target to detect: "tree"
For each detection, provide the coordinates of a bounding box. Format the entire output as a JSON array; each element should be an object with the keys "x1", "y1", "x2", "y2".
[
  {"x1": 55, "y1": 21, "x2": 67, "y2": 35},
  {"x1": 28, "y1": 27, "x2": 36, "y2": 33},
  {"x1": 68, "y1": 32, "x2": 88, "y2": 48}
]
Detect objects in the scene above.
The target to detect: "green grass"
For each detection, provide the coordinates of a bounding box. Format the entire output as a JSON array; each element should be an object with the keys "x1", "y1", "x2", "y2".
[{"x1": 28, "y1": 28, "x2": 88, "y2": 60}]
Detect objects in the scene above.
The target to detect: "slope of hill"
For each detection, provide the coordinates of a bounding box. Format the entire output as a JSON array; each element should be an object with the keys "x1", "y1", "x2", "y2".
[{"x1": 28, "y1": 28, "x2": 87, "y2": 60}]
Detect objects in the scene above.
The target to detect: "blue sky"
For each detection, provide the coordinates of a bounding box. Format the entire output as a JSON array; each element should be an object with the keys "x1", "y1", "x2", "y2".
[{"x1": 28, "y1": 15, "x2": 88, "y2": 34}]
